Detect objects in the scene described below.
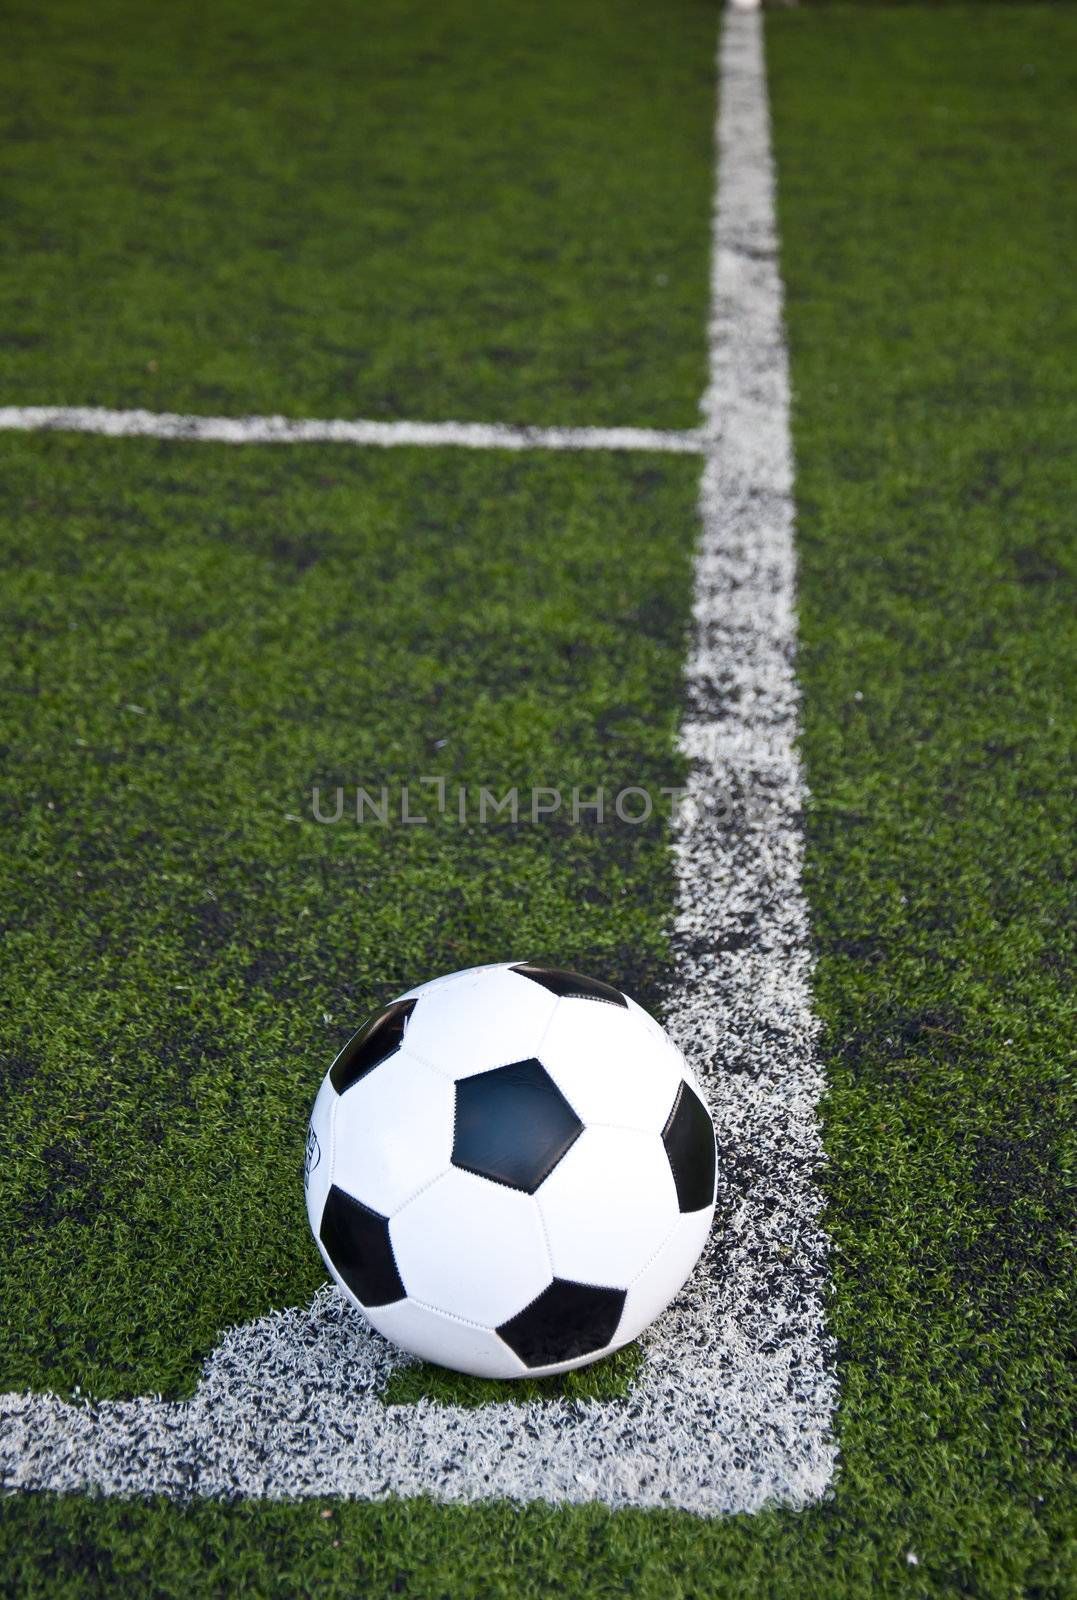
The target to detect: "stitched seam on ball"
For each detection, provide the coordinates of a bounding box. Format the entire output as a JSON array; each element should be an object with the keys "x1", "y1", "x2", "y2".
[
  {"x1": 531, "y1": 1119, "x2": 585, "y2": 1192},
  {"x1": 451, "y1": 1160, "x2": 516, "y2": 1190},
  {"x1": 408, "y1": 1297, "x2": 507, "y2": 1335},
  {"x1": 327, "y1": 1088, "x2": 339, "y2": 1195},
  {"x1": 459, "y1": 1050, "x2": 554, "y2": 1078},
  {"x1": 396, "y1": 965, "x2": 551, "y2": 1082},
  {"x1": 531, "y1": 993, "x2": 564, "y2": 1064},
  {"x1": 448, "y1": 1116, "x2": 584, "y2": 1197},
  {"x1": 661, "y1": 1079, "x2": 687, "y2": 1142},
  {"x1": 626, "y1": 1214, "x2": 686, "y2": 1290},
  {"x1": 579, "y1": 1119, "x2": 671, "y2": 1138},
  {"x1": 388, "y1": 1165, "x2": 453, "y2": 1222},
  {"x1": 522, "y1": 1337, "x2": 630, "y2": 1381},
  {"x1": 448, "y1": 1154, "x2": 559, "y2": 1197},
  {"x1": 451, "y1": 1073, "x2": 458, "y2": 1170},
  {"x1": 532, "y1": 1190, "x2": 556, "y2": 1282},
  {"x1": 408, "y1": 1045, "x2": 561, "y2": 1085},
  {"x1": 382, "y1": 1169, "x2": 454, "y2": 1300},
  {"x1": 520, "y1": 1273, "x2": 625, "y2": 1296},
  {"x1": 397, "y1": 1041, "x2": 456, "y2": 1082},
  {"x1": 394, "y1": 1048, "x2": 457, "y2": 1106}
]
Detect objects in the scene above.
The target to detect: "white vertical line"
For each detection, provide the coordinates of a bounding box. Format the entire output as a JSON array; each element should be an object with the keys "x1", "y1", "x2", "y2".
[{"x1": 665, "y1": 0, "x2": 838, "y2": 1500}]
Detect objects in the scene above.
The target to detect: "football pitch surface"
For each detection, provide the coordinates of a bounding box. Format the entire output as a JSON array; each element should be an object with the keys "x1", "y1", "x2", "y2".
[{"x1": 1, "y1": 1, "x2": 1073, "y2": 1595}]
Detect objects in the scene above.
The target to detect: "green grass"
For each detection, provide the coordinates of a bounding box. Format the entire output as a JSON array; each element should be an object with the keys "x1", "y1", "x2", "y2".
[
  {"x1": 2, "y1": 4, "x2": 1075, "y2": 1597},
  {"x1": 0, "y1": 0, "x2": 714, "y2": 428},
  {"x1": 0, "y1": 436, "x2": 695, "y2": 1400},
  {"x1": 774, "y1": 5, "x2": 1075, "y2": 1589}
]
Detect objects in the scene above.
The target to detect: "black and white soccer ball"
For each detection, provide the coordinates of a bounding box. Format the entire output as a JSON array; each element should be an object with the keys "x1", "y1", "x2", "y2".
[{"x1": 304, "y1": 962, "x2": 717, "y2": 1378}]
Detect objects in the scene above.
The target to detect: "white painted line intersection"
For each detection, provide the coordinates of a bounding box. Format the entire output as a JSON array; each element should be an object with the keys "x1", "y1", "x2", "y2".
[{"x1": 0, "y1": 12, "x2": 837, "y2": 1515}]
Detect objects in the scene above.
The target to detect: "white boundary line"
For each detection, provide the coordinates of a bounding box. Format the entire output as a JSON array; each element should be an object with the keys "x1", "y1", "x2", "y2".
[
  {"x1": 0, "y1": 12, "x2": 836, "y2": 1515},
  {"x1": 0, "y1": 407, "x2": 706, "y2": 455}
]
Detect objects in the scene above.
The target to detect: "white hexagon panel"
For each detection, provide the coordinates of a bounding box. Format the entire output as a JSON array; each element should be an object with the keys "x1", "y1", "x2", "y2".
[
  {"x1": 400, "y1": 963, "x2": 559, "y2": 1080},
  {"x1": 537, "y1": 1126, "x2": 679, "y2": 1287},
  {"x1": 368, "y1": 1299, "x2": 527, "y2": 1380},
  {"x1": 305, "y1": 964, "x2": 717, "y2": 1378},
  {"x1": 538, "y1": 992, "x2": 685, "y2": 1134},
  {"x1": 390, "y1": 1166, "x2": 550, "y2": 1328},
  {"x1": 331, "y1": 1050, "x2": 453, "y2": 1216},
  {"x1": 620, "y1": 1205, "x2": 717, "y2": 1345}
]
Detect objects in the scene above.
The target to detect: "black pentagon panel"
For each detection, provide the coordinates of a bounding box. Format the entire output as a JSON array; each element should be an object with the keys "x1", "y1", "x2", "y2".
[
  {"x1": 662, "y1": 1081, "x2": 717, "y2": 1213},
  {"x1": 329, "y1": 998, "x2": 416, "y2": 1094},
  {"x1": 452, "y1": 1057, "x2": 583, "y2": 1193},
  {"x1": 497, "y1": 1279, "x2": 627, "y2": 1368},
  {"x1": 319, "y1": 1185, "x2": 405, "y2": 1307},
  {"x1": 510, "y1": 963, "x2": 627, "y2": 1008}
]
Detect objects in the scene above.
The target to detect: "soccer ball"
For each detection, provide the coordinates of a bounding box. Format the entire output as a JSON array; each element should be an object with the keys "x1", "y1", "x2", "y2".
[{"x1": 304, "y1": 963, "x2": 717, "y2": 1378}]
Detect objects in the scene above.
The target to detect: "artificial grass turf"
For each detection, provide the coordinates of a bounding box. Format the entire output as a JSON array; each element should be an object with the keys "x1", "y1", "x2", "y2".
[
  {"x1": 0, "y1": 0, "x2": 714, "y2": 429},
  {"x1": 769, "y1": 6, "x2": 1075, "y2": 1590},
  {"x1": 3, "y1": 5, "x2": 1076, "y2": 1598},
  {"x1": 0, "y1": 435, "x2": 696, "y2": 1401}
]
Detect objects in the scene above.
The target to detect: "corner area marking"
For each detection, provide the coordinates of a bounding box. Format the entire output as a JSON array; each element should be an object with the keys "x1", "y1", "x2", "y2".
[{"x1": 0, "y1": 11, "x2": 837, "y2": 1515}]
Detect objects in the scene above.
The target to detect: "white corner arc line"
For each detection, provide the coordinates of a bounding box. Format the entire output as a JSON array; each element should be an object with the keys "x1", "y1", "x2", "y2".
[
  {"x1": 0, "y1": 12, "x2": 837, "y2": 1515},
  {"x1": 0, "y1": 407, "x2": 706, "y2": 455}
]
